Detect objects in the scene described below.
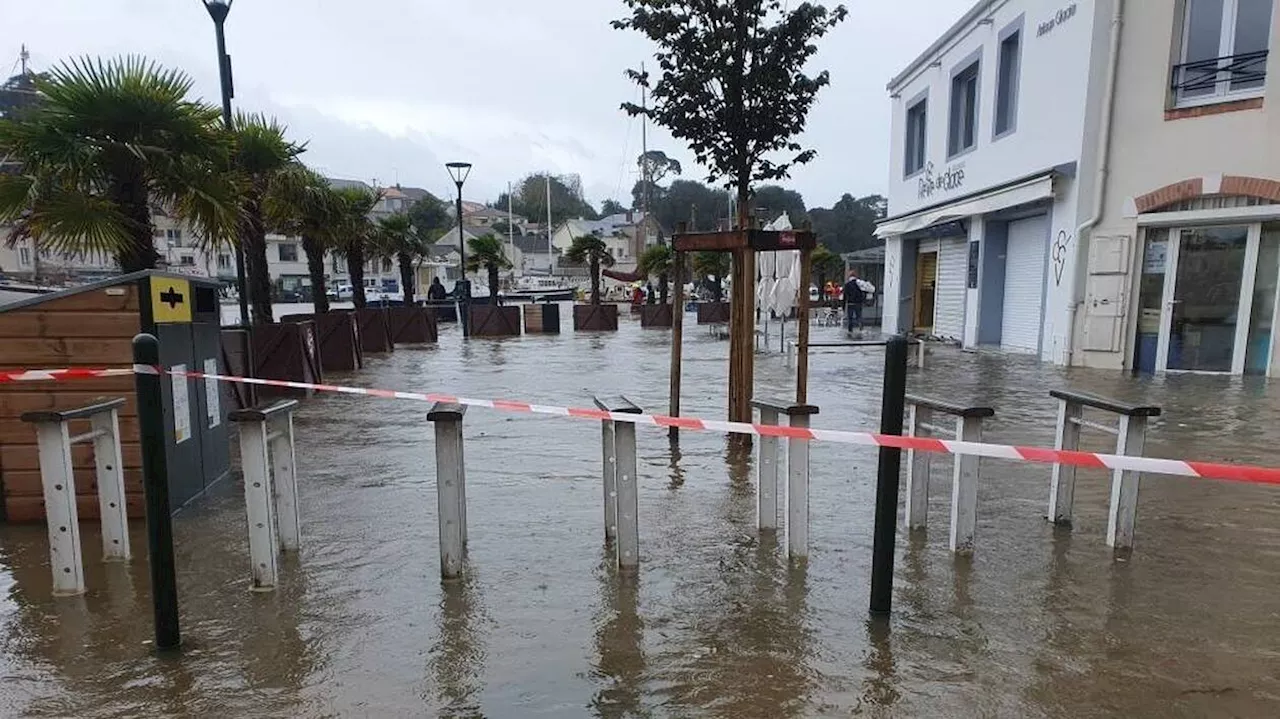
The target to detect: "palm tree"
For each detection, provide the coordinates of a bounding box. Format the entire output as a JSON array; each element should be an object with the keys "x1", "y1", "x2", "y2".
[
  {"x1": 229, "y1": 113, "x2": 305, "y2": 323},
  {"x1": 331, "y1": 186, "x2": 380, "y2": 309},
  {"x1": 0, "y1": 56, "x2": 238, "y2": 273},
  {"x1": 464, "y1": 234, "x2": 512, "y2": 302},
  {"x1": 693, "y1": 250, "x2": 731, "y2": 302},
  {"x1": 566, "y1": 235, "x2": 615, "y2": 305},
  {"x1": 639, "y1": 244, "x2": 675, "y2": 304},
  {"x1": 376, "y1": 212, "x2": 428, "y2": 305},
  {"x1": 266, "y1": 166, "x2": 339, "y2": 313}
]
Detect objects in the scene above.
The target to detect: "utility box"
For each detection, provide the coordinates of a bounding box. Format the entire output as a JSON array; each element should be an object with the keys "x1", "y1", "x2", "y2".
[{"x1": 0, "y1": 271, "x2": 230, "y2": 522}]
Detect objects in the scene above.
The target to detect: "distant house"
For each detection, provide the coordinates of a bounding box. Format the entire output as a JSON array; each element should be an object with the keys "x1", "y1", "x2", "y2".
[{"x1": 551, "y1": 211, "x2": 663, "y2": 269}]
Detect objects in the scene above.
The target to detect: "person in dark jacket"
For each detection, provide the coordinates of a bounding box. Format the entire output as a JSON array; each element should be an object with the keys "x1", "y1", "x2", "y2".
[
  {"x1": 842, "y1": 269, "x2": 866, "y2": 334},
  {"x1": 427, "y1": 277, "x2": 448, "y2": 301}
]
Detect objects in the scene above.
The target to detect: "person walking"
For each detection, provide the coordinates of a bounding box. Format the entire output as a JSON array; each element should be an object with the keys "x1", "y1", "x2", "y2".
[
  {"x1": 842, "y1": 269, "x2": 866, "y2": 335},
  {"x1": 427, "y1": 277, "x2": 447, "y2": 302}
]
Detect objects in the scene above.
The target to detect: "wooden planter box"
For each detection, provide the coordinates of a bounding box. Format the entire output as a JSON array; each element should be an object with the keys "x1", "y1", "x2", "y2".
[
  {"x1": 252, "y1": 320, "x2": 323, "y2": 399},
  {"x1": 280, "y1": 311, "x2": 363, "y2": 373},
  {"x1": 640, "y1": 303, "x2": 674, "y2": 328},
  {"x1": 574, "y1": 303, "x2": 619, "y2": 331},
  {"x1": 424, "y1": 301, "x2": 458, "y2": 323},
  {"x1": 470, "y1": 305, "x2": 521, "y2": 337},
  {"x1": 523, "y1": 303, "x2": 561, "y2": 334},
  {"x1": 388, "y1": 306, "x2": 439, "y2": 344},
  {"x1": 220, "y1": 327, "x2": 256, "y2": 410},
  {"x1": 355, "y1": 307, "x2": 394, "y2": 353},
  {"x1": 696, "y1": 301, "x2": 731, "y2": 324}
]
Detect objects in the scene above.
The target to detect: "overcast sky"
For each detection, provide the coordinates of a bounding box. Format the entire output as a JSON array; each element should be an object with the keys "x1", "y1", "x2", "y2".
[{"x1": 2, "y1": 0, "x2": 968, "y2": 209}]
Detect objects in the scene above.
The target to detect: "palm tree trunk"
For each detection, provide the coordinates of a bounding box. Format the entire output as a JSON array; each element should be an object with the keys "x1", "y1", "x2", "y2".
[
  {"x1": 659, "y1": 273, "x2": 670, "y2": 304},
  {"x1": 398, "y1": 252, "x2": 416, "y2": 305},
  {"x1": 303, "y1": 234, "x2": 329, "y2": 314},
  {"x1": 111, "y1": 170, "x2": 158, "y2": 273},
  {"x1": 243, "y1": 194, "x2": 274, "y2": 324},
  {"x1": 590, "y1": 254, "x2": 601, "y2": 305},
  {"x1": 712, "y1": 274, "x2": 724, "y2": 302},
  {"x1": 349, "y1": 242, "x2": 367, "y2": 308},
  {"x1": 487, "y1": 263, "x2": 499, "y2": 301}
]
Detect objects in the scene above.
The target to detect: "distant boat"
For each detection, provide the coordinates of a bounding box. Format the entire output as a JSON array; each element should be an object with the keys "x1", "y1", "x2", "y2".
[{"x1": 504, "y1": 276, "x2": 575, "y2": 303}]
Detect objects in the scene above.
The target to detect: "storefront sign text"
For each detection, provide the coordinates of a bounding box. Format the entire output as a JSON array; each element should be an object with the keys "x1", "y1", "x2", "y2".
[
  {"x1": 1037, "y1": 2, "x2": 1077, "y2": 37},
  {"x1": 917, "y1": 161, "x2": 966, "y2": 200}
]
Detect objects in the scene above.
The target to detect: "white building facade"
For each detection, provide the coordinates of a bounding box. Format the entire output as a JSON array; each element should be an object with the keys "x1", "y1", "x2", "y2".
[
  {"x1": 877, "y1": 0, "x2": 1114, "y2": 363},
  {"x1": 1081, "y1": 0, "x2": 1280, "y2": 377}
]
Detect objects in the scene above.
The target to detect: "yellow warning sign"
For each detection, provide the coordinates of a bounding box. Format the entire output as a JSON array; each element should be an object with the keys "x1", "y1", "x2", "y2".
[{"x1": 150, "y1": 278, "x2": 193, "y2": 323}]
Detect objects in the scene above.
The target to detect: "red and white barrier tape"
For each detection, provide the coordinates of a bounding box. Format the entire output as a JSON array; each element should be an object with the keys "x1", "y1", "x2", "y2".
[
  {"x1": 132, "y1": 364, "x2": 1280, "y2": 487},
  {"x1": 6, "y1": 364, "x2": 1279, "y2": 486},
  {"x1": 0, "y1": 368, "x2": 134, "y2": 382}
]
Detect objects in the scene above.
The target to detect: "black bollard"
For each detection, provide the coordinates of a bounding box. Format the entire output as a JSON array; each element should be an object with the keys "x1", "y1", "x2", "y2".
[
  {"x1": 132, "y1": 333, "x2": 181, "y2": 650},
  {"x1": 869, "y1": 335, "x2": 908, "y2": 616}
]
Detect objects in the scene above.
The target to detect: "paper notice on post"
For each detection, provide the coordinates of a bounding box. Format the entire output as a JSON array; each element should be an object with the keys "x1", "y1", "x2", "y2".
[
  {"x1": 172, "y1": 364, "x2": 191, "y2": 444},
  {"x1": 204, "y1": 357, "x2": 221, "y2": 428}
]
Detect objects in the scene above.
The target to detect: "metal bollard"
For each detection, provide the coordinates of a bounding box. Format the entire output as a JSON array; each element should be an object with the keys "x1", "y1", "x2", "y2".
[
  {"x1": 870, "y1": 336, "x2": 908, "y2": 616},
  {"x1": 1108, "y1": 414, "x2": 1147, "y2": 549},
  {"x1": 594, "y1": 395, "x2": 642, "y2": 570},
  {"x1": 949, "y1": 415, "x2": 983, "y2": 553},
  {"x1": 755, "y1": 406, "x2": 781, "y2": 531},
  {"x1": 904, "y1": 404, "x2": 932, "y2": 530},
  {"x1": 1048, "y1": 398, "x2": 1082, "y2": 525},
  {"x1": 428, "y1": 402, "x2": 468, "y2": 579},
  {"x1": 230, "y1": 399, "x2": 301, "y2": 591},
  {"x1": 786, "y1": 413, "x2": 814, "y2": 560},
  {"x1": 133, "y1": 333, "x2": 181, "y2": 650}
]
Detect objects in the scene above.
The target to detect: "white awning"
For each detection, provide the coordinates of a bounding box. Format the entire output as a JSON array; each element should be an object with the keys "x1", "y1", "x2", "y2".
[{"x1": 875, "y1": 174, "x2": 1056, "y2": 238}]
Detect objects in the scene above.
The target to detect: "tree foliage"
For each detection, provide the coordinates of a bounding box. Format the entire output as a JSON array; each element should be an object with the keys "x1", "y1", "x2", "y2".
[
  {"x1": 266, "y1": 165, "x2": 340, "y2": 313},
  {"x1": 808, "y1": 193, "x2": 886, "y2": 254},
  {"x1": 0, "y1": 56, "x2": 238, "y2": 272},
  {"x1": 600, "y1": 198, "x2": 627, "y2": 216},
  {"x1": 494, "y1": 173, "x2": 598, "y2": 228},
  {"x1": 406, "y1": 192, "x2": 450, "y2": 242},
  {"x1": 464, "y1": 233, "x2": 513, "y2": 300},
  {"x1": 614, "y1": 0, "x2": 847, "y2": 208},
  {"x1": 566, "y1": 234, "x2": 615, "y2": 305},
  {"x1": 330, "y1": 185, "x2": 380, "y2": 308},
  {"x1": 639, "y1": 243, "x2": 675, "y2": 303},
  {"x1": 753, "y1": 184, "x2": 807, "y2": 225},
  {"x1": 377, "y1": 212, "x2": 429, "y2": 305}
]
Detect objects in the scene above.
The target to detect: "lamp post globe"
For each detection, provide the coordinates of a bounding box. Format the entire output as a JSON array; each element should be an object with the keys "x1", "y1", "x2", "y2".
[{"x1": 446, "y1": 162, "x2": 473, "y2": 338}]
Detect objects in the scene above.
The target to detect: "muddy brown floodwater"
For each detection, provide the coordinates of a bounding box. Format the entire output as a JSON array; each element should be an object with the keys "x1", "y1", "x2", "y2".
[{"x1": 4, "y1": 306, "x2": 1280, "y2": 717}]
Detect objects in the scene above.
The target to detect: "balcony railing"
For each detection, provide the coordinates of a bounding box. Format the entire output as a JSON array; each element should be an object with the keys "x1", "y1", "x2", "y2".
[{"x1": 1172, "y1": 51, "x2": 1268, "y2": 104}]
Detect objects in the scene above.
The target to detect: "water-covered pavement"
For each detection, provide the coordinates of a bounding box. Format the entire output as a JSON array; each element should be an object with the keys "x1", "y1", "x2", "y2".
[{"x1": 3, "y1": 306, "x2": 1280, "y2": 717}]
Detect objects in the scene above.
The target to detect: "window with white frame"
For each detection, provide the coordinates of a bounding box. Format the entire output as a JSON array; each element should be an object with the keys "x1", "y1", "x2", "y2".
[
  {"x1": 217, "y1": 253, "x2": 232, "y2": 270},
  {"x1": 179, "y1": 254, "x2": 195, "y2": 266},
  {"x1": 904, "y1": 95, "x2": 928, "y2": 176},
  {"x1": 948, "y1": 59, "x2": 980, "y2": 157},
  {"x1": 18, "y1": 246, "x2": 31, "y2": 266},
  {"x1": 995, "y1": 23, "x2": 1022, "y2": 137},
  {"x1": 165, "y1": 228, "x2": 183, "y2": 247},
  {"x1": 1173, "y1": 0, "x2": 1273, "y2": 107}
]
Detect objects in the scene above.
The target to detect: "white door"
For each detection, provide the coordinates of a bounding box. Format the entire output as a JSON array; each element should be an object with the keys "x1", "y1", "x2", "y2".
[
  {"x1": 933, "y1": 237, "x2": 968, "y2": 340},
  {"x1": 1002, "y1": 215, "x2": 1049, "y2": 353}
]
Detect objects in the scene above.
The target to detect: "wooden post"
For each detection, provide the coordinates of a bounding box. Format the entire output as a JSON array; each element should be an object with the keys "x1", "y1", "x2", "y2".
[
  {"x1": 796, "y1": 247, "x2": 812, "y2": 405},
  {"x1": 429, "y1": 403, "x2": 467, "y2": 579},
  {"x1": 34, "y1": 421, "x2": 85, "y2": 595},
  {"x1": 238, "y1": 420, "x2": 279, "y2": 590},
  {"x1": 786, "y1": 414, "x2": 811, "y2": 560},
  {"x1": 269, "y1": 413, "x2": 301, "y2": 552},
  {"x1": 669, "y1": 244, "x2": 686, "y2": 439},
  {"x1": 949, "y1": 415, "x2": 982, "y2": 553},
  {"x1": 91, "y1": 409, "x2": 131, "y2": 561},
  {"x1": 756, "y1": 406, "x2": 781, "y2": 531},
  {"x1": 1048, "y1": 398, "x2": 1082, "y2": 525},
  {"x1": 614, "y1": 419, "x2": 640, "y2": 570},
  {"x1": 1107, "y1": 415, "x2": 1145, "y2": 550},
  {"x1": 601, "y1": 419, "x2": 618, "y2": 543},
  {"x1": 728, "y1": 247, "x2": 756, "y2": 425},
  {"x1": 904, "y1": 404, "x2": 932, "y2": 530}
]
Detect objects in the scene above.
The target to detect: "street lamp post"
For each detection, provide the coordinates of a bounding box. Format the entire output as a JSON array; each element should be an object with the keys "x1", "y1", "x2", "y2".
[
  {"x1": 202, "y1": 0, "x2": 249, "y2": 327},
  {"x1": 446, "y1": 162, "x2": 473, "y2": 338}
]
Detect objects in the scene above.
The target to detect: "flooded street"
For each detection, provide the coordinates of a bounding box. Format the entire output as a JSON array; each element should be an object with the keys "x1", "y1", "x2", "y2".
[{"x1": 4, "y1": 306, "x2": 1280, "y2": 717}]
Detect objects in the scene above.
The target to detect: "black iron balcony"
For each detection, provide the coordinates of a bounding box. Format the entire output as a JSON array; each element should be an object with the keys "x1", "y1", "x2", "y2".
[{"x1": 1172, "y1": 50, "x2": 1268, "y2": 100}]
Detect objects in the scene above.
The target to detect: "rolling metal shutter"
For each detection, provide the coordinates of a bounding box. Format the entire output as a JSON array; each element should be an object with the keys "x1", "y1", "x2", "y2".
[
  {"x1": 933, "y1": 237, "x2": 968, "y2": 340},
  {"x1": 1001, "y1": 215, "x2": 1049, "y2": 353}
]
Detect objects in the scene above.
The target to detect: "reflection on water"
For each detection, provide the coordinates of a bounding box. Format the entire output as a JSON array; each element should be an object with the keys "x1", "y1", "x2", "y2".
[{"x1": 3, "y1": 317, "x2": 1280, "y2": 715}]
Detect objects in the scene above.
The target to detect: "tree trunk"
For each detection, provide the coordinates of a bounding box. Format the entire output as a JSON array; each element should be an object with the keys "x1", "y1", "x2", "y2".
[
  {"x1": 349, "y1": 242, "x2": 367, "y2": 309},
  {"x1": 590, "y1": 254, "x2": 601, "y2": 305},
  {"x1": 243, "y1": 193, "x2": 274, "y2": 324},
  {"x1": 398, "y1": 251, "x2": 416, "y2": 305},
  {"x1": 303, "y1": 234, "x2": 329, "y2": 314},
  {"x1": 111, "y1": 167, "x2": 158, "y2": 273},
  {"x1": 659, "y1": 273, "x2": 669, "y2": 304},
  {"x1": 711, "y1": 274, "x2": 724, "y2": 302},
  {"x1": 487, "y1": 263, "x2": 500, "y2": 300}
]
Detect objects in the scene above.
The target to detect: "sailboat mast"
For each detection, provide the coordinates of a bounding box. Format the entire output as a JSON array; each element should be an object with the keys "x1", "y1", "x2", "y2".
[
  {"x1": 640, "y1": 61, "x2": 649, "y2": 225},
  {"x1": 507, "y1": 181, "x2": 514, "y2": 266},
  {"x1": 546, "y1": 174, "x2": 553, "y2": 275}
]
